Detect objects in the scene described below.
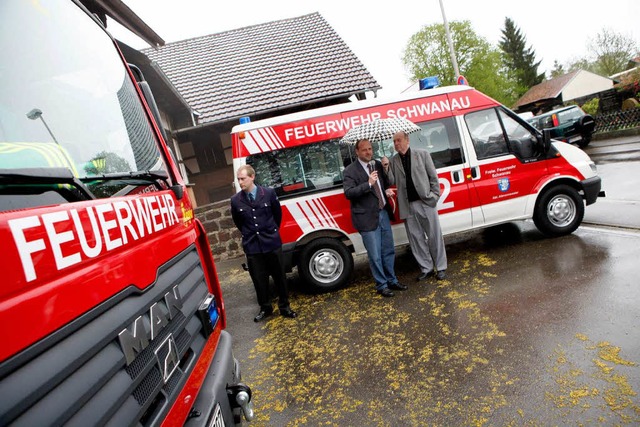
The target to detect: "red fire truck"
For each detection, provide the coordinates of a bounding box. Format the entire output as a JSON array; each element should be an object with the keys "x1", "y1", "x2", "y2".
[
  {"x1": 0, "y1": 1, "x2": 252, "y2": 425},
  {"x1": 231, "y1": 84, "x2": 602, "y2": 293}
]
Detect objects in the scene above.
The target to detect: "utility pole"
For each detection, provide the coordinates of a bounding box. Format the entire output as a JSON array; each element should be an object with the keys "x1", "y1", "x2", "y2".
[{"x1": 438, "y1": 0, "x2": 460, "y2": 79}]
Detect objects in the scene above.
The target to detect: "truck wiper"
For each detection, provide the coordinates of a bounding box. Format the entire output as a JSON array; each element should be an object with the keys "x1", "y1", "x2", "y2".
[
  {"x1": 80, "y1": 170, "x2": 185, "y2": 200},
  {"x1": 80, "y1": 170, "x2": 169, "y2": 189},
  {"x1": 0, "y1": 167, "x2": 96, "y2": 200}
]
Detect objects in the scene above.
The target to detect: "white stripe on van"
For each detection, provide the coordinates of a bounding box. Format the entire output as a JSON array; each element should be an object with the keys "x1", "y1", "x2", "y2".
[
  {"x1": 249, "y1": 129, "x2": 273, "y2": 153},
  {"x1": 256, "y1": 128, "x2": 277, "y2": 151},
  {"x1": 286, "y1": 202, "x2": 313, "y2": 232},
  {"x1": 241, "y1": 132, "x2": 261, "y2": 154},
  {"x1": 309, "y1": 198, "x2": 338, "y2": 228},
  {"x1": 265, "y1": 126, "x2": 285, "y2": 149}
]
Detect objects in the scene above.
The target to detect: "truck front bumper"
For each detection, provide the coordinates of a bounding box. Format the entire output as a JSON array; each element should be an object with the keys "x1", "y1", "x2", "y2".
[{"x1": 184, "y1": 330, "x2": 254, "y2": 426}]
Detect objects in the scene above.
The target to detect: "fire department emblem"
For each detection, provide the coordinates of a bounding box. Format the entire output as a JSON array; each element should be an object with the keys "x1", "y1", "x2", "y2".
[{"x1": 497, "y1": 178, "x2": 510, "y2": 192}]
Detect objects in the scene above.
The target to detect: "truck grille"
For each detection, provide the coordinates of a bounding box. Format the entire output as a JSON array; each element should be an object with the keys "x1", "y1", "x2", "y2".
[{"x1": 0, "y1": 244, "x2": 215, "y2": 426}]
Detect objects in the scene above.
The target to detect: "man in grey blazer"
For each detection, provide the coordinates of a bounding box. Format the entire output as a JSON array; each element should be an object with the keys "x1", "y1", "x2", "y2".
[{"x1": 382, "y1": 131, "x2": 448, "y2": 281}]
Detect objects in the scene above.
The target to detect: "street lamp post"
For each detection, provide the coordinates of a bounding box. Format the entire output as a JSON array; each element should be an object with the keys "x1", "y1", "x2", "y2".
[
  {"x1": 26, "y1": 108, "x2": 60, "y2": 145},
  {"x1": 438, "y1": 0, "x2": 460, "y2": 79}
]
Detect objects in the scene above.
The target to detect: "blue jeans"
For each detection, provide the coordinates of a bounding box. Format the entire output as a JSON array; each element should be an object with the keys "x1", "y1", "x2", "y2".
[{"x1": 360, "y1": 209, "x2": 398, "y2": 291}]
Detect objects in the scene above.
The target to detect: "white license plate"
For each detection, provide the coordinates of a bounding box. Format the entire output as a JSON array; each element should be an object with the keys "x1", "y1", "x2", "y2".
[{"x1": 207, "y1": 403, "x2": 226, "y2": 427}]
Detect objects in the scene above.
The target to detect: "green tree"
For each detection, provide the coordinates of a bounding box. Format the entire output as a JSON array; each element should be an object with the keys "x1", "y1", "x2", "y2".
[
  {"x1": 499, "y1": 17, "x2": 544, "y2": 97},
  {"x1": 402, "y1": 20, "x2": 517, "y2": 105},
  {"x1": 84, "y1": 151, "x2": 132, "y2": 175}
]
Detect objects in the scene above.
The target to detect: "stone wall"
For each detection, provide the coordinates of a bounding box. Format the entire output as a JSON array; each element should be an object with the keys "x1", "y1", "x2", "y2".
[{"x1": 195, "y1": 200, "x2": 244, "y2": 261}]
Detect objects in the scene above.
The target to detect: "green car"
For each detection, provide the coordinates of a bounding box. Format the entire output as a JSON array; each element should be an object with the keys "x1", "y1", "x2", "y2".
[{"x1": 526, "y1": 105, "x2": 596, "y2": 148}]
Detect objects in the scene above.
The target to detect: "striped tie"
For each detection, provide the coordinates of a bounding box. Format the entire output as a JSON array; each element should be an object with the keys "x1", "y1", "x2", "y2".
[{"x1": 368, "y1": 163, "x2": 385, "y2": 210}]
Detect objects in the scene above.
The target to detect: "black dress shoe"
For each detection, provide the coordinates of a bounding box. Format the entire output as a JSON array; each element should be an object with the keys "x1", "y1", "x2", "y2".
[
  {"x1": 280, "y1": 308, "x2": 297, "y2": 318},
  {"x1": 416, "y1": 271, "x2": 434, "y2": 281},
  {"x1": 253, "y1": 309, "x2": 273, "y2": 322},
  {"x1": 389, "y1": 282, "x2": 408, "y2": 291},
  {"x1": 377, "y1": 288, "x2": 395, "y2": 297},
  {"x1": 436, "y1": 270, "x2": 446, "y2": 280}
]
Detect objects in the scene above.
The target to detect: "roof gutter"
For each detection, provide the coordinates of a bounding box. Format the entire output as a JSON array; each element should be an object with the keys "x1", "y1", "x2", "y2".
[{"x1": 171, "y1": 87, "x2": 381, "y2": 136}]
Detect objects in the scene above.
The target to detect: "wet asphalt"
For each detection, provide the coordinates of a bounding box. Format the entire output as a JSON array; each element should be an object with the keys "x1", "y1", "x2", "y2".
[{"x1": 216, "y1": 136, "x2": 640, "y2": 426}]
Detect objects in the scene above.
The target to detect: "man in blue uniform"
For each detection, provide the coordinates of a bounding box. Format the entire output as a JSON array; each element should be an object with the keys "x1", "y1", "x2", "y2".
[{"x1": 230, "y1": 165, "x2": 297, "y2": 322}]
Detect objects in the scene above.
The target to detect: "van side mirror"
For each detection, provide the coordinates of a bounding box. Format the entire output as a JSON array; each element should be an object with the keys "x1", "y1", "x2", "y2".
[{"x1": 542, "y1": 129, "x2": 552, "y2": 153}]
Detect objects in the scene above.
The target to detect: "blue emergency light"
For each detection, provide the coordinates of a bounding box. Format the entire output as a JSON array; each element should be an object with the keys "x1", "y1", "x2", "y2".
[
  {"x1": 239, "y1": 116, "x2": 251, "y2": 124},
  {"x1": 419, "y1": 76, "x2": 440, "y2": 90}
]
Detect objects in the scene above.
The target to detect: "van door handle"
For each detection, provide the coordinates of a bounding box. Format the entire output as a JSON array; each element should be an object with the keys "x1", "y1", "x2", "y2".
[
  {"x1": 451, "y1": 169, "x2": 464, "y2": 184},
  {"x1": 469, "y1": 166, "x2": 480, "y2": 180}
]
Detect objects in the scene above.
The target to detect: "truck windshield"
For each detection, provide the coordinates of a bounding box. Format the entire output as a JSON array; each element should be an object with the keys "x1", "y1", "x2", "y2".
[{"x1": 0, "y1": 0, "x2": 167, "y2": 203}]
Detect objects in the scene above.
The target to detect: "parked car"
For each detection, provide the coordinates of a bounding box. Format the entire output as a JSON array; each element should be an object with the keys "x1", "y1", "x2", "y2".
[{"x1": 526, "y1": 105, "x2": 596, "y2": 148}]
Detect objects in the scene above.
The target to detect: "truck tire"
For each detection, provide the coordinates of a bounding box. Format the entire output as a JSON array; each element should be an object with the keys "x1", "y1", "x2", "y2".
[
  {"x1": 297, "y1": 238, "x2": 353, "y2": 292},
  {"x1": 533, "y1": 184, "x2": 584, "y2": 237}
]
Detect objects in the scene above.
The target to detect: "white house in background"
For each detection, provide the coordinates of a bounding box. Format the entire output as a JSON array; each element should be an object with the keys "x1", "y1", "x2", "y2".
[{"x1": 513, "y1": 69, "x2": 614, "y2": 113}]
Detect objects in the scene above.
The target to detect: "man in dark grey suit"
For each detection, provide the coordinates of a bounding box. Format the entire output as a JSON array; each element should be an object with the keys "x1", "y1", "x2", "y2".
[
  {"x1": 383, "y1": 131, "x2": 448, "y2": 281},
  {"x1": 343, "y1": 139, "x2": 407, "y2": 297}
]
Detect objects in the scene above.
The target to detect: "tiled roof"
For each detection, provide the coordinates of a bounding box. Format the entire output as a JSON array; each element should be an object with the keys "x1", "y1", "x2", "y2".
[
  {"x1": 142, "y1": 12, "x2": 380, "y2": 125},
  {"x1": 513, "y1": 70, "x2": 580, "y2": 109}
]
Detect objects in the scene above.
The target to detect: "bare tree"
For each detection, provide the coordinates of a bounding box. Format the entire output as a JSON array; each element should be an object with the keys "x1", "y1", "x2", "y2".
[{"x1": 567, "y1": 28, "x2": 638, "y2": 76}]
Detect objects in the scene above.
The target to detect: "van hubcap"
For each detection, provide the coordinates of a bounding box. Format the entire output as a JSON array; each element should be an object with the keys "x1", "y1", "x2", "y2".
[
  {"x1": 547, "y1": 195, "x2": 576, "y2": 227},
  {"x1": 309, "y1": 249, "x2": 343, "y2": 284}
]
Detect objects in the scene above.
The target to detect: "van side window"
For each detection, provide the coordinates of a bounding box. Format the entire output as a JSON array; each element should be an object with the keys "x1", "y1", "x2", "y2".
[
  {"x1": 497, "y1": 109, "x2": 539, "y2": 159},
  {"x1": 378, "y1": 117, "x2": 464, "y2": 168},
  {"x1": 466, "y1": 108, "x2": 539, "y2": 160},
  {"x1": 465, "y1": 109, "x2": 510, "y2": 159},
  {"x1": 247, "y1": 140, "x2": 352, "y2": 198}
]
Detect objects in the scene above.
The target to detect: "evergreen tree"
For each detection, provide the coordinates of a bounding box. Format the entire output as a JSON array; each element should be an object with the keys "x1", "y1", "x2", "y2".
[{"x1": 499, "y1": 17, "x2": 544, "y2": 96}]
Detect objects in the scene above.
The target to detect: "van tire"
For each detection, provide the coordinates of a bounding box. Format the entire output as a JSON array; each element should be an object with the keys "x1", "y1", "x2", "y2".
[
  {"x1": 533, "y1": 184, "x2": 584, "y2": 237},
  {"x1": 297, "y1": 238, "x2": 353, "y2": 292}
]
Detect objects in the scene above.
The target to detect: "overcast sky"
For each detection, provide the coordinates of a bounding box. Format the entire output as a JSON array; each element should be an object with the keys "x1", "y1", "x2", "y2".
[{"x1": 110, "y1": 0, "x2": 640, "y2": 96}]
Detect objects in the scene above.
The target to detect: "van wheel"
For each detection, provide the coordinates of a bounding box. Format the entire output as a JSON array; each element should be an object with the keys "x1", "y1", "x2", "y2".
[
  {"x1": 297, "y1": 238, "x2": 353, "y2": 292},
  {"x1": 533, "y1": 184, "x2": 584, "y2": 237}
]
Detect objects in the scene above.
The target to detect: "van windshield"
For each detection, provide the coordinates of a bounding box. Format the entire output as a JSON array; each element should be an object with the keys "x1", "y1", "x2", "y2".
[{"x1": 0, "y1": 0, "x2": 167, "y2": 204}]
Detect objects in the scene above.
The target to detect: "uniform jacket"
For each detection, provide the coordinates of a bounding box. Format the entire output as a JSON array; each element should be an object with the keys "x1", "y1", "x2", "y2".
[
  {"x1": 386, "y1": 148, "x2": 440, "y2": 219},
  {"x1": 343, "y1": 159, "x2": 394, "y2": 232},
  {"x1": 230, "y1": 185, "x2": 282, "y2": 255}
]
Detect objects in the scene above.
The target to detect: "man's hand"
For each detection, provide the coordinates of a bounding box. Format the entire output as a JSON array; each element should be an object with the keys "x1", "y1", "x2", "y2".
[{"x1": 368, "y1": 171, "x2": 378, "y2": 186}]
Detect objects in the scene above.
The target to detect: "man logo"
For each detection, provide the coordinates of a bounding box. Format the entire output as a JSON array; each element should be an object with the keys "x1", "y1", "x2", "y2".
[
  {"x1": 497, "y1": 178, "x2": 510, "y2": 192},
  {"x1": 155, "y1": 335, "x2": 180, "y2": 383}
]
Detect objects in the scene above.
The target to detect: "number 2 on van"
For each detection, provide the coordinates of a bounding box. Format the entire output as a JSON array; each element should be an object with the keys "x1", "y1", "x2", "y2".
[{"x1": 231, "y1": 84, "x2": 602, "y2": 293}]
